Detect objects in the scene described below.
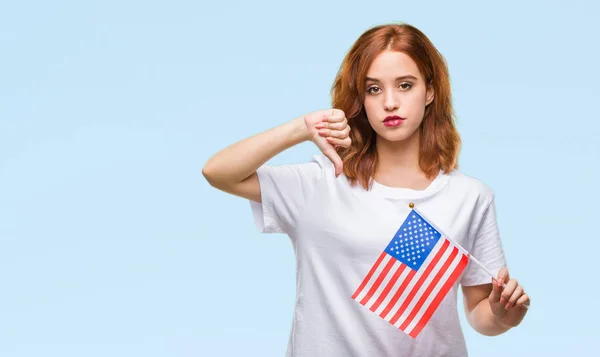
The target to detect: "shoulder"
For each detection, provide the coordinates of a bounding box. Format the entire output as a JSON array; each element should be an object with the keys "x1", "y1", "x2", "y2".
[
  {"x1": 446, "y1": 169, "x2": 495, "y2": 205},
  {"x1": 310, "y1": 153, "x2": 335, "y2": 170},
  {"x1": 302, "y1": 153, "x2": 336, "y2": 178},
  {"x1": 271, "y1": 153, "x2": 333, "y2": 171},
  {"x1": 257, "y1": 153, "x2": 333, "y2": 183}
]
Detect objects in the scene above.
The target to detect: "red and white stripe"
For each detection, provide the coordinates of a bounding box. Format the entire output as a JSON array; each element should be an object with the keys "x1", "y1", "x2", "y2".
[{"x1": 352, "y1": 238, "x2": 469, "y2": 338}]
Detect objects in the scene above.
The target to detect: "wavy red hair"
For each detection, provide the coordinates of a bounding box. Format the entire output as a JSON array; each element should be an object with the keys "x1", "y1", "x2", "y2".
[{"x1": 331, "y1": 23, "x2": 461, "y2": 190}]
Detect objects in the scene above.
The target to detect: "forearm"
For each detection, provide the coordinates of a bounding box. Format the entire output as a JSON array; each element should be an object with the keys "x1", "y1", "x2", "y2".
[
  {"x1": 202, "y1": 117, "x2": 309, "y2": 187},
  {"x1": 467, "y1": 297, "x2": 513, "y2": 336}
]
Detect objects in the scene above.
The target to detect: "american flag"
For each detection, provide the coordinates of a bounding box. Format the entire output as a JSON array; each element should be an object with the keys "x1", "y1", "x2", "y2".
[{"x1": 352, "y1": 210, "x2": 469, "y2": 338}]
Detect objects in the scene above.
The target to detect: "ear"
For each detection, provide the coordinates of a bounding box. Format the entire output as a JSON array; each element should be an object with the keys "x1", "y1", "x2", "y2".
[{"x1": 426, "y1": 85, "x2": 435, "y2": 106}]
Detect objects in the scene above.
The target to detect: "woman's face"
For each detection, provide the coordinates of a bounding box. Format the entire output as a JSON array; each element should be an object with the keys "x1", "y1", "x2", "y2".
[{"x1": 363, "y1": 50, "x2": 434, "y2": 143}]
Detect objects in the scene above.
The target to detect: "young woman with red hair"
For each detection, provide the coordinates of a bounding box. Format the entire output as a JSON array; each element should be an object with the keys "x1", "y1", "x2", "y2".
[{"x1": 203, "y1": 22, "x2": 529, "y2": 356}]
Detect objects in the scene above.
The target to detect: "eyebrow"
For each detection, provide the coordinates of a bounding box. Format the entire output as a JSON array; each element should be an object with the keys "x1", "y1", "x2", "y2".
[{"x1": 365, "y1": 75, "x2": 418, "y2": 82}]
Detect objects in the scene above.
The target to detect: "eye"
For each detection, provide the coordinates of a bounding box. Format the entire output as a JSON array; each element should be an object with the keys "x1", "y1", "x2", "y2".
[
  {"x1": 367, "y1": 86, "x2": 381, "y2": 94},
  {"x1": 399, "y1": 82, "x2": 413, "y2": 90}
]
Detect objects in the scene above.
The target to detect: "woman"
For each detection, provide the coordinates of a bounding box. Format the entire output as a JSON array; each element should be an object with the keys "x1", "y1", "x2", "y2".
[{"x1": 203, "y1": 23, "x2": 529, "y2": 356}]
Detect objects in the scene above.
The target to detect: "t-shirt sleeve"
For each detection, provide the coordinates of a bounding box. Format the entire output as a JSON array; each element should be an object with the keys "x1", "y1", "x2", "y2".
[
  {"x1": 460, "y1": 196, "x2": 507, "y2": 286},
  {"x1": 249, "y1": 155, "x2": 327, "y2": 234}
]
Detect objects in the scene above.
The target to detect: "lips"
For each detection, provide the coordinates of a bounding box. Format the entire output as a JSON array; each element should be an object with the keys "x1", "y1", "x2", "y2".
[
  {"x1": 383, "y1": 115, "x2": 405, "y2": 127},
  {"x1": 384, "y1": 115, "x2": 405, "y2": 122}
]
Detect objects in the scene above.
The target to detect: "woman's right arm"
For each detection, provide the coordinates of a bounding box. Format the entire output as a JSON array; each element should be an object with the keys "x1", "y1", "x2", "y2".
[{"x1": 202, "y1": 109, "x2": 350, "y2": 203}]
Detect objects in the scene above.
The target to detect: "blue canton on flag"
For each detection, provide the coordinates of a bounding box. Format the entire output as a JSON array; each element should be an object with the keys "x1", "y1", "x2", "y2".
[{"x1": 384, "y1": 211, "x2": 442, "y2": 271}]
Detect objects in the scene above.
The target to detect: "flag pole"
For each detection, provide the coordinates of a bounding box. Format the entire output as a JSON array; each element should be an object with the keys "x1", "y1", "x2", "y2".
[{"x1": 409, "y1": 203, "x2": 529, "y2": 310}]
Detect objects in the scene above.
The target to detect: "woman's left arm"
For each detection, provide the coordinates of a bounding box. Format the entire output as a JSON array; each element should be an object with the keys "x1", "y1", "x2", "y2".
[{"x1": 462, "y1": 267, "x2": 530, "y2": 336}]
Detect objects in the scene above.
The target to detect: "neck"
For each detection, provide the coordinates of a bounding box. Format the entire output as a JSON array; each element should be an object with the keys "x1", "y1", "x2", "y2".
[
  {"x1": 372, "y1": 128, "x2": 437, "y2": 190},
  {"x1": 375, "y1": 129, "x2": 422, "y2": 175}
]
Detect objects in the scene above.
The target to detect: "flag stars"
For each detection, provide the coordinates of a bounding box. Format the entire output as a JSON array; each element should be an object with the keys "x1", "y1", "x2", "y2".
[{"x1": 388, "y1": 214, "x2": 445, "y2": 268}]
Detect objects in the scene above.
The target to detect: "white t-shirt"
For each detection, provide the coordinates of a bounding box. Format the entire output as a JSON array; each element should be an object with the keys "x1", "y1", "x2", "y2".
[{"x1": 249, "y1": 153, "x2": 506, "y2": 357}]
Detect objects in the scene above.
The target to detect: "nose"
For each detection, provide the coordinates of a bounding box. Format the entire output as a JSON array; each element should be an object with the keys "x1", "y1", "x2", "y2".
[{"x1": 384, "y1": 91, "x2": 399, "y2": 112}]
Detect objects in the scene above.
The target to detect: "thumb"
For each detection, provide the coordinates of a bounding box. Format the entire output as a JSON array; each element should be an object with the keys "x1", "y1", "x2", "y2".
[{"x1": 322, "y1": 147, "x2": 343, "y2": 177}]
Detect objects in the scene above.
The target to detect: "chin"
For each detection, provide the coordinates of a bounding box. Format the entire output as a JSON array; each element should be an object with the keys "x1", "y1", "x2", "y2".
[
  {"x1": 379, "y1": 134, "x2": 412, "y2": 143},
  {"x1": 374, "y1": 127, "x2": 419, "y2": 143}
]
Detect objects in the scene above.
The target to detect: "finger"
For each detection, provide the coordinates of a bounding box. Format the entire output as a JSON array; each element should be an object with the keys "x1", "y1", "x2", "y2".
[
  {"x1": 318, "y1": 125, "x2": 350, "y2": 138},
  {"x1": 320, "y1": 109, "x2": 336, "y2": 120},
  {"x1": 318, "y1": 121, "x2": 346, "y2": 130},
  {"x1": 316, "y1": 128, "x2": 342, "y2": 138},
  {"x1": 497, "y1": 268, "x2": 510, "y2": 285},
  {"x1": 326, "y1": 129, "x2": 350, "y2": 139},
  {"x1": 322, "y1": 148, "x2": 343, "y2": 177},
  {"x1": 515, "y1": 294, "x2": 530, "y2": 308},
  {"x1": 500, "y1": 278, "x2": 518, "y2": 305},
  {"x1": 324, "y1": 112, "x2": 346, "y2": 123},
  {"x1": 489, "y1": 277, "x2": 502, "y2": 303},
  {"x1": 506, "y1": 286, "x2": 524, "y2": 309},
  {"x1": 317, "y1": 129, "x2": 331, "y2": 137},
  {"x1": 327, "y1": 136, "x2": 351, "y2": 148}
]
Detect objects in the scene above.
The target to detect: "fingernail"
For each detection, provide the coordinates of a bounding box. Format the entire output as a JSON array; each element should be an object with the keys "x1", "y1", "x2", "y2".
[
  {"x1": 315, "y1": 124, "x2": 325, "y2": 129},
  {"x1": 500, "y1": 297, "x2": 505, "y2": 303},
  {"x1": 505, "y1": 303, "x2": 511, "y2": 310},
  {"x1": 318, "y1": 129, "x2": 327, "y2": 135}
]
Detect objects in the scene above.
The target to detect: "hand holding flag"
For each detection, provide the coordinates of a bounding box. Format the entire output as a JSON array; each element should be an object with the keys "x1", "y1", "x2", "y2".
[{"x1": 489, "y1": 268, "x2": 530, "y2": 327}]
